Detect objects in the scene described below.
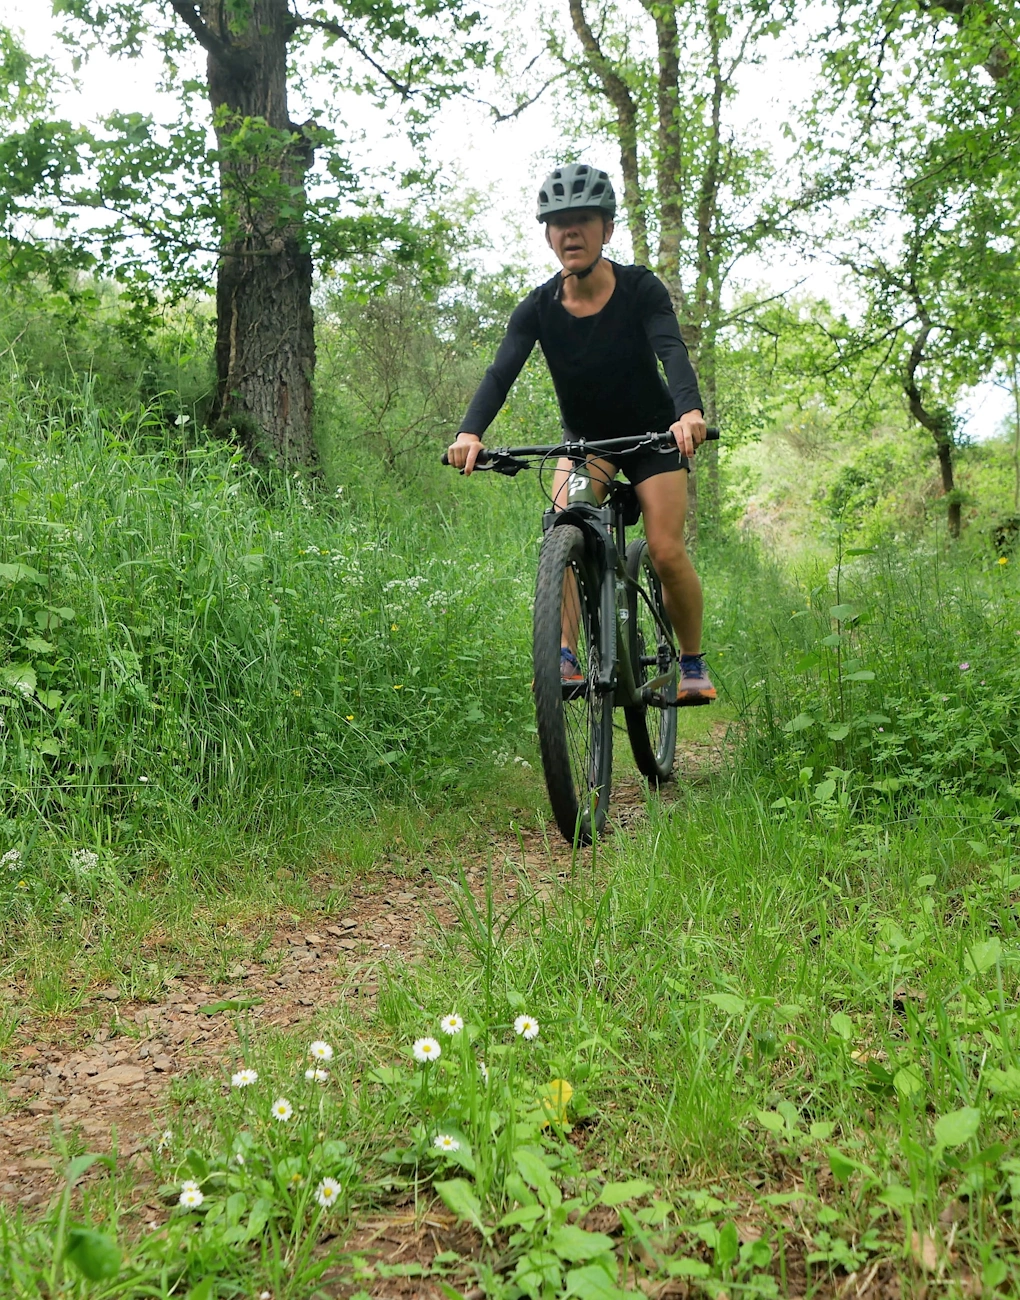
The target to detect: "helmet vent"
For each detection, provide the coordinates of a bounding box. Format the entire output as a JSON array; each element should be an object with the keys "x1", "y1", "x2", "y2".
[
  {"x1": 552, "y1": 182, "x2": 564, "y2": 196},
  {"x1": 577, "y1": 164, "x2": 588, "y2": 174},
  {"x1": 571, "y1": 178, "x2": 585, "y2": 195},
  {"x1": 591, "y1": 183, "x2": 604, "y2": 196}
]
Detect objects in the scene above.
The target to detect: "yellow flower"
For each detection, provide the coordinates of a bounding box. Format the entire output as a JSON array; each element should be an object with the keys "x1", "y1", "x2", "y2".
[
  {"x1": 345, "y1": 715, "x2": 354, "y2": 722},
  {"x1": 391, "y1": 623, "x2": 399, "y2": 631},
  {"x1": 393, "y1": 684, "x2": 403, "y2": 690},
  {"x1": 998, "y1": 556, "x2": 1009, "y2": 566}
]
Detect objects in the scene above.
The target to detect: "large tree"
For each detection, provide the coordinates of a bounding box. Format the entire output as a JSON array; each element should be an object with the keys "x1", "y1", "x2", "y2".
[
  {"x1": 5, "y1": 1, "x2": 485, "y2": 466},
  {"x1": 807, "y1": 0, "x2": 1020, "y2": 536}
]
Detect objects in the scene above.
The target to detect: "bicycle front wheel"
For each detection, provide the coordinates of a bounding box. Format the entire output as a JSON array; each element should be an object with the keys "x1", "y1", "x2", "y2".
[
  {"x1": 533, "y1": 524, "x2": 613, "y2": 844},
  {"x1": 623, "y1": 539, "x2": 678, "y2": 782}
]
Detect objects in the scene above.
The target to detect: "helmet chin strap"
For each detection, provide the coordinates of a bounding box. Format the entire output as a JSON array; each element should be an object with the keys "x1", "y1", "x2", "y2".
[{"x1": 554, "y1": 252, "x2": 603, "y2": 300}]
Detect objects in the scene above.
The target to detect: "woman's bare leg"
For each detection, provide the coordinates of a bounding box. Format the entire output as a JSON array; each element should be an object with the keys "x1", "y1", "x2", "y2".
[
  {"x1": 634, "y1": 469, "x2": 702, "y2": 653},
  {"x1": 551, "y1": 456, "x2": 617, "y2": 655}
]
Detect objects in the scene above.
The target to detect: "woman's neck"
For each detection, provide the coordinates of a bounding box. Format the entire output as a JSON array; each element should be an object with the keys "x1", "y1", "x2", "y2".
[{"x1": 559, "y1": 256, "x2": 614, "y2": 305}]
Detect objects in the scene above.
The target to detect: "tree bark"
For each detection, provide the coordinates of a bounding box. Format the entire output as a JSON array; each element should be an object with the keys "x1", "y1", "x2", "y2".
[
  {"x1": 567, "y1": 0, "x2": 651, "y2": 265},
  {"x1": 905, "y1": 315, "x2": 960, "y2": 537},
  {"x1": 197, "y1": 0, "x2": 318, "y2": 468}
]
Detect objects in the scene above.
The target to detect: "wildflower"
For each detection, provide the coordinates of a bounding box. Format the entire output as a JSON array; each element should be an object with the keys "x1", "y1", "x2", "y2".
[
  {"x1": 181, "y1": 1179, "x2": 200, "y2": 1193},
  {"x1": 305, "y1": 1067, "x2": 329, "y2": 1082},
  {"x1": 289, "y1": 1170, "x2": 303, "y2": 1185},
  {"x1": 479, "y1": 1061, "x2": 489, "y2": 1082},
  {"x1": 959, "y1": 662, "x2": 971, "y2": 671},
  {"x1": 998, "y1": 556, "x2": 1009, "y2": 565},
  {"x1": 308, "y1": 1040, "x2": 334, "y2": 1062},
  {"x1": 233, "y1": 1152, "x2": 245, "y2": 1165},
  {"x1": 156, "y1": 1129, "x2": 173, "y2": 1151},
  {"x1": 139, "y1": 775, "x2": 149, "y2": 783},
  {"x1": 514, "y1": 1014, "x2": 539, "y2": 1041},
  {"x1": 271, "y1": 1097, "x2": 293, "y2": 1122},
  {"x1": 345, "y1": 715, "x2": 354, "y2": 722},
  {"x1": 315, "y1": 1176, "x2": 342, "y2": 1208},
  {"x1": 413, "y1": 1037, "x2": 441, "y2": 1063},
  {"x1": 232, "y1": 1068, "x2": 258, "y2": 1087},
  {"x1": 393, "y1": 684, "x2": 403, "y2": 690},
  {"x1": 433, "y1": 1134, "x2": 460, "y2": 1152},
  {"x1": 1, "y1": 849, "x2": 21, "y2": 870},
  {"x1": 179, "y1": 1186, "x2": 204, "y2": 1209},
  {"x1": 439, "y1": 1013, "x2": 464, "y2": 1036},
  {"x1": 70, "y1": 849, "x2": 99, "y2": 872}
]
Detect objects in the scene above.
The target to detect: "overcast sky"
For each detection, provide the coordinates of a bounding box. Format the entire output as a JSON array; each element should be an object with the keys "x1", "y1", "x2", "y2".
[{"x1": 6, "y1": 0, "x2": 1011, "y2": 437}]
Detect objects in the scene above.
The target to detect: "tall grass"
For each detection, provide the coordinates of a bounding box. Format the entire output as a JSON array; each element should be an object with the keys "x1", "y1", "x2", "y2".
[{"x1": 0, "y1": 364, "x2": 538, "y2": 859}]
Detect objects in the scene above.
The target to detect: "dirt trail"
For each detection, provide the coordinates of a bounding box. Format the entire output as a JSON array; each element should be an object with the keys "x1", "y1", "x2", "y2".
[{"x1": 0, "y1": 725, "x2": 729, "y2": 1210}]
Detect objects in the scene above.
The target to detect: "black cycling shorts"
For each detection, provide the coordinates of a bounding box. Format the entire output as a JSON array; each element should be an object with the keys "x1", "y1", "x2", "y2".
[{"x1": 571, "y1": 443, "x2": 690, "y2": 487}]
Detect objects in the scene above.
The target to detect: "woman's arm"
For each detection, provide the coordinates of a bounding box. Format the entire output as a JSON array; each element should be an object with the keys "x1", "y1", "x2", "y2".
[
  {"x1": 637, "y1": 274, "x2": 703, "y2": 419},
  {"x1": 457, "y1": 297, "x2": 540, "y2": 439}
]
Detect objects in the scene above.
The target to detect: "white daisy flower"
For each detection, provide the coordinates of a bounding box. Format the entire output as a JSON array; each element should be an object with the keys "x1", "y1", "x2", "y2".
[
  {"x1": 478, "y1": 1060, "x2": 489, "y2": 1082},
  {"x1": 233, "y1": 1152, "x2": 246, "y2": 1166},
  {"x1": 181, "y1": 1179, "x2": 200, "y2": 1193},
  {"x1": 308, "y1": 1040, "x2": 334, "y2": 1062},
  {"x1": 412, "y1": 1037, "x2": 441, "y2": 1063},
  {"x1": 514, "y1": 1014, "x2": 539, "y2": 1041},
  {"x1": 179, "y1": 1186, "x2": 204, "y2": 1208},
  {"x1": 156, "y1": 1129, "x2": 173, "y2": 1150},
  {"x1": 305, "y1": 1067, "x2": 329, "y2": 1082},
  {"x1": 231, "y1": 1068, "x2": 258, "y2": 1087},
  {"x1": 440, "y1": 1013, "x2": 464, "y2": 1036},
  {"x1": 315, "y1": 1176, "x2": 342, "y2": 1208},
  {"x1": 0, "y1": 849, "x2": 21, "y2": 870},
  {"x1": 270, "y1": 1097, "x2": 293, "y2": 1122},
  {"x1": 433, "y1": 1134, "x2": 460, "y2": 1152}
]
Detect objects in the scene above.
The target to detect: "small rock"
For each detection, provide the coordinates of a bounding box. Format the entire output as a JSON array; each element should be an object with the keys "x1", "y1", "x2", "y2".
[
  {"x1": 325, "y1": 925, "x2": 344, "y2": 937},
  {"x1": 397, "y1": 892, "x2": 415, "y2": 903},
  {"x1": 152, "y1": 1055, "x2": 173, "y2": 1073},
  {"x1": 26, "y1": 1100, "x2": 52, "y2": 1115},
  {"x1": 286, "y1": 934, "x2": 307, "y2": 946},
  {"x1": 275, "y1": 868, "x2": 295, "y2": 881},
  {"x1": 179, "y1": 1003, "x2": 197, "y2": 1013},
  {"x1": 227, "y1": 963, "x2": 247, "y2": 979},
  {"x1": 138, "y1": 1046, "x2": 150, "y2": 1059},
  {"x1": 340, "y1": 918, "x2": 357, "y2": 930},
  {"x1": 304, "y1": 933, "x2": 323, "y2": 945},
  {"x1": 99, "y1": 987, "x2": 121, "y2": 1001},
  {"x1": 338, "y1": 939, "x2": 358, "y2": 951},
  {"x1": 90, "y1": 1064, "x2": 146, "y2": 1087}
]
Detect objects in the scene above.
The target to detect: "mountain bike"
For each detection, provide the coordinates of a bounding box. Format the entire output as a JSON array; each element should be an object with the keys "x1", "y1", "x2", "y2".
[{"x1": 443, "y1": 428, "x2": 719, "y2": 845}]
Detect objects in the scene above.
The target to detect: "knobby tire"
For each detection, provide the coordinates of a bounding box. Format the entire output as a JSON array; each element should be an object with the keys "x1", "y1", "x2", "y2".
[
  {"x1": 533, "y1": 524, "x2": 613, "y2": 844},
  {"x1": 623, "y1": 538, "x2": 678, "y2": 782}
]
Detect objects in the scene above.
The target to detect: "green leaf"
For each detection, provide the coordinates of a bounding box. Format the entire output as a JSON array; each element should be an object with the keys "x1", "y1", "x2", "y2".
[
  {"x1": 22, "y1": 636, "x2": 55, "y2": 654},
  {"x1": 795, "y1": 651, "x2": 820, "y2": 672},
  {"x1": 666, "y1": 1258, "x2": 712, "y2": 1279},
  {"x1": 809, "y1": 1121, "x2": 835, "y2": 1140},
  {"x1": 933, "y1": 1107, "x2": 980, "y2": 1149},
  {"x1": 845, "y1": 547, "x2": 877, "y2": 556},
  {"x1": 826, "y1": 724, "x2": 850, "y2": 740},
  {"x1": 706, "y1": 992, "x2": 746, "y2": 1016},
  {"x1": 1, "y1": 664, "x2": 36, "y2": 697},
  {"x1": 846, "y1": 670, "x2": 876, "y2": 682},
  {"x1": 187, "y1": 1280, "x2": 216, "y2": 1300},
  {"x1": 878, "y1": 1184, "x2": 916, "y2": 1209},
  {"x1": 716, "y1": 1220, "x2": 739, "y2": 1267},
  {"x1": 893, "y1": 1066, "x2": 924, "y2": 1098},
  {"x1": 828, "y1": 604, "x2": 859, "y2": 620},
  {"x1": 563, "y1": 1264, "x2": 630, "y2": 1299},
  {"x1": 783, "y1": 712, "x2": 815, "y2": 732},
  {"x1": 549, "y1": 1225, "x2": 615, "y2": 1262},
  {"x1": 434, "y1": 1179, "x2": 486, "y2": 1233},
  {"x1": 829, "y1": 1012, "x2": 854, "y2": 1041},
  {"x1": 756, "y1": 1109, "x2": 785, "y2": 1134},
  {"x1": 814, "y1": 778, "x2": 837, "y2": 802},
  {"x1": 821, "y1": 632, "x2": 844, "y2": 646},
  {"x1": 196, "y1": 998, "x2": 263, "y2": 1014},
  {"x1": 514, "y1": 1149, "x2": 560, "y2": 1207},
  {"x1": 499, "y1": 1204, "x2": 545, "y2": 1229},
  {"x1": 65, "y1": 1228, "x2": 121, "y2": 1281},
  {"x1": 38, "y1": 689, "x2": 64, "y2": 710},
  {"x1": 826, "y1": 1147, "x2": 870, "y2": 1182},
  {"x1": 986, "y1": 1066, "x2": 1020, "y2": 1098},
  {"x1": 598, "y1": 1179, "x2": 654, "y2": 1206},
  {"x1": 0, "y1": 562, "x2": 45, "y2": 584},
  {"x1": 964, "y1": 938, "x2": 1001, "y2": 975}
]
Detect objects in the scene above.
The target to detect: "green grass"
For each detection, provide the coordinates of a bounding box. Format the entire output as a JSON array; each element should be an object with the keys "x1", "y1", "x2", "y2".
[{"x1": 2, "y1": 362, "x2": 1020, "y2": 1297}]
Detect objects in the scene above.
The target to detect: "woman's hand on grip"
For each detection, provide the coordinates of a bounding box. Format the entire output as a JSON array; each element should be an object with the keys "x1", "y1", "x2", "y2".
[{"x1": 448, "y1": 432, "x2": 483, "y2": 474}]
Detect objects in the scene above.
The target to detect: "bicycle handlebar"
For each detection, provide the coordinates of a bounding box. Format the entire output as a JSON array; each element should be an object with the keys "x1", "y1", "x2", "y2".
[{"x1": 441, "y1": 427, "x2": 719, "y2": 470}]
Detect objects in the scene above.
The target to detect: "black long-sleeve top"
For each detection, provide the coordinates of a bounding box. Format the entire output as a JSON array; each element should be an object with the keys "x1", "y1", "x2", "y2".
[{"x1": 459, "y1": 263, "x2": 702, "y2": 440}]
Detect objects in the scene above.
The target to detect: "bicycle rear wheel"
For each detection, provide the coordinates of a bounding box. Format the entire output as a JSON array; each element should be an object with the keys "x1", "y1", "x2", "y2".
[
  {"x1": 623, "y1": 539, "x2": 678, "y2": 782},
  {"x1": 533, "y1": 524, "x2": 613, "y2": 844}
]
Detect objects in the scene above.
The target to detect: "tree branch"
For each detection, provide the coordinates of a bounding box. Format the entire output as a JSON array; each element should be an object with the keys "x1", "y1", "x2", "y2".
[
  {"x1": 294, "y1": 15, "x2": 414, "y2": 98},
  {"x1": 470, "y1": 61, "x2": 568, "y2": 122},
  {"x1": 167, "y1": 0, "x2": 247, "y2": 71}
]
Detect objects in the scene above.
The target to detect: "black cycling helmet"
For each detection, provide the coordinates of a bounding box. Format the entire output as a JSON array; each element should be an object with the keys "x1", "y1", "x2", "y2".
[{"x1": 536, "y1": 163, "x2": 616, "y2": 223}]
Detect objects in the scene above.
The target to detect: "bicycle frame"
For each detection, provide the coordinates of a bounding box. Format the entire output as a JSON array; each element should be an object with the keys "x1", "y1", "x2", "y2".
[{"x1": 543, "y1": 459, "x2": 675, "y2": 710}]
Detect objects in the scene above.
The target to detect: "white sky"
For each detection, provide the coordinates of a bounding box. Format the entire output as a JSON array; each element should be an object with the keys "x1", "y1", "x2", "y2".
[{"x1": 6, "y1": 0, "x2": 1012, "y2": 438}]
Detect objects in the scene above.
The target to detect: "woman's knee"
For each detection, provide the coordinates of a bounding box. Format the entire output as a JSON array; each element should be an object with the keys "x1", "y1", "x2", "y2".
[{"x1": 646, "y1": 534, "x2": 690, "y2": 578}]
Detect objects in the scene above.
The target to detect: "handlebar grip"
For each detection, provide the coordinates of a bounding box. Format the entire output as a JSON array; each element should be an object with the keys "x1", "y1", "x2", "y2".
[{"x1": 705, "y1": 427, "x2": 719, "y2": 441}]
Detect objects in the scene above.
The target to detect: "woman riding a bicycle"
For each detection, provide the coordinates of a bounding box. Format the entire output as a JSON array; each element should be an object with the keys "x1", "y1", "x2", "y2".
[{"x1": 447, "y1": 162, "x2": 715, "y2": 706}]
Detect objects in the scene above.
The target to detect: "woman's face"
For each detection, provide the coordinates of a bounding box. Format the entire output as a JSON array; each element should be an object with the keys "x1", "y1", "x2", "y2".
[{"x1": 545, "y1": 209, "x2": 612, "y2": 272}]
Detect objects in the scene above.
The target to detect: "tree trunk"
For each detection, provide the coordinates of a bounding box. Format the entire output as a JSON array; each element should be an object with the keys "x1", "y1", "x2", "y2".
[
  {"x1": 905, "y1": 315, "x2": 960, "y2": 538},
  {"x1": 200, "y1": 0, "x2": 318, "y2": 468}
]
